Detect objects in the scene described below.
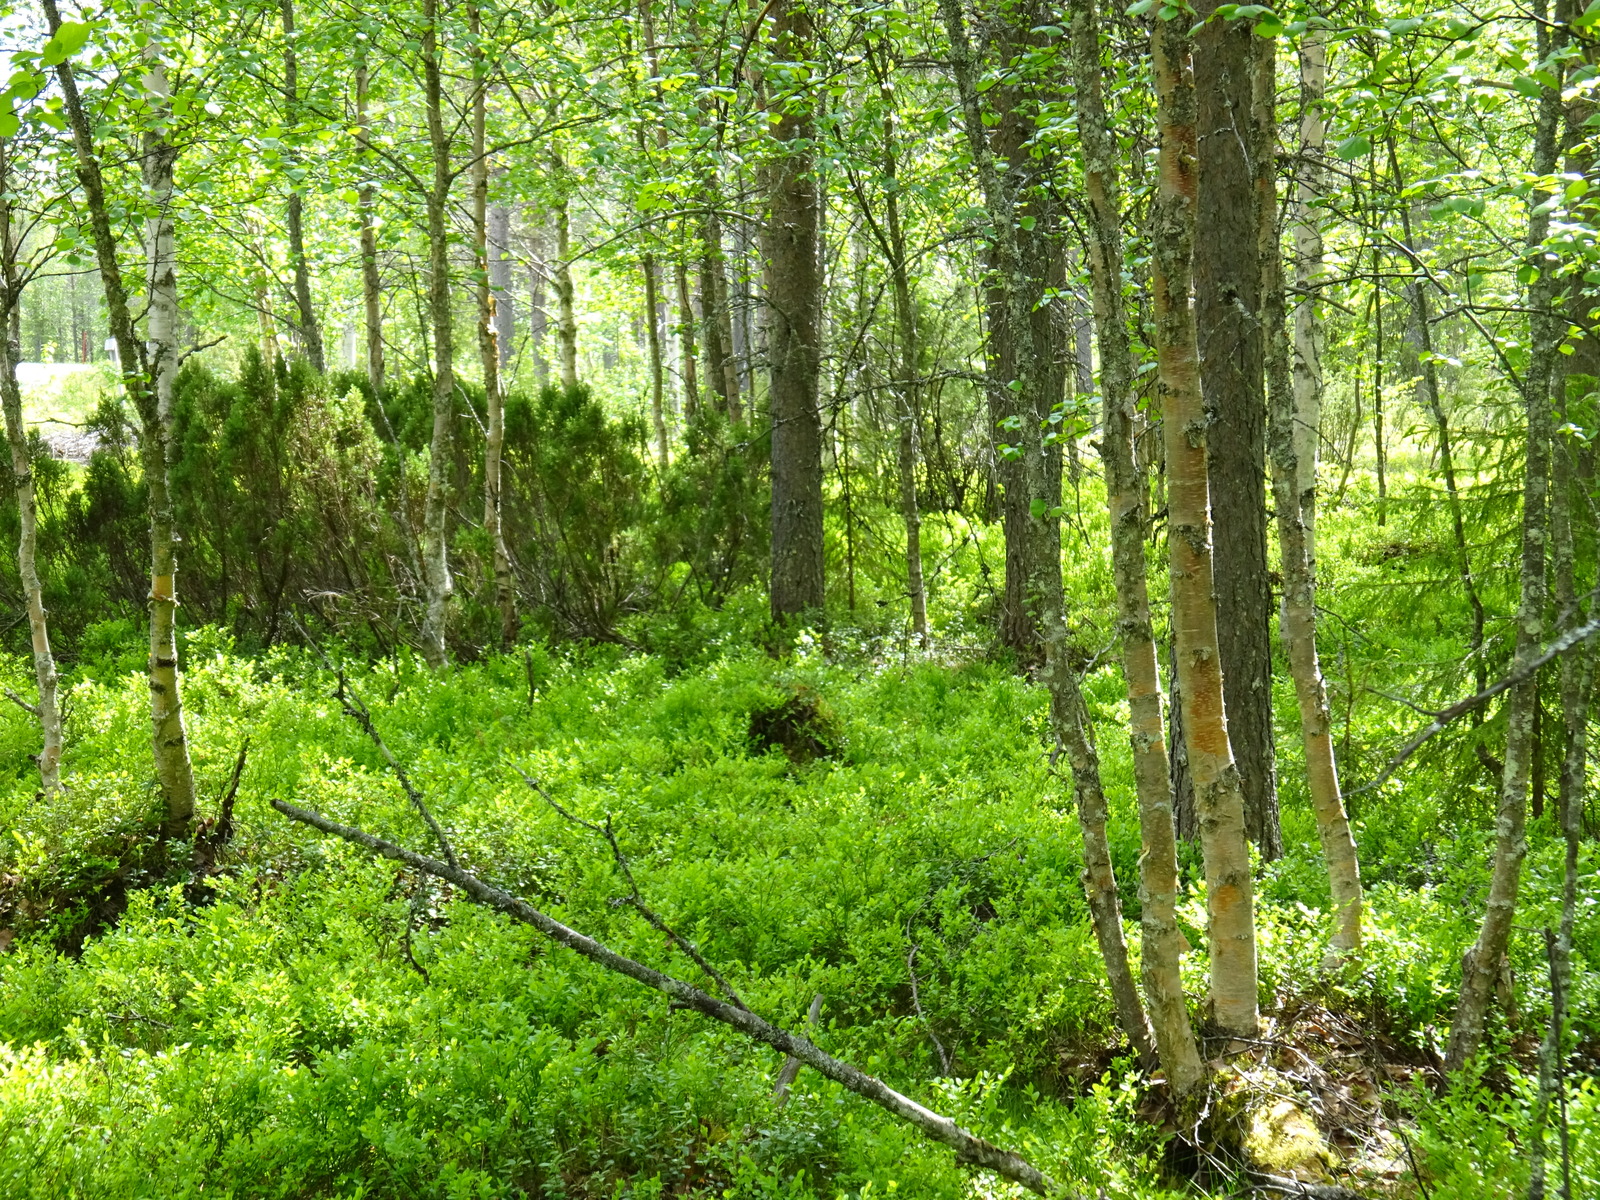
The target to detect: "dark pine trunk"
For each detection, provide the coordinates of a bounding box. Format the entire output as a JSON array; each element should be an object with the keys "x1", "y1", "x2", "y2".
[
  {"x1": 764, "y1": 0, "x2": 825, "y2": 621},
  {"x1": 1193, "y1": 2, "x2": 1281, "y2": 858}
]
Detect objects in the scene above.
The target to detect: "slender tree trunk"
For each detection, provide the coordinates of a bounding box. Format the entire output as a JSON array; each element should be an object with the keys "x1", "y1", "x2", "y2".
[
  {"x1": 940, "y1": 0, "x2": 1155, "y2": 1070},
  {"x1": 1529, "y1": 208, "x2": 1592, "y2": 1200},
  {"x1": 1447, "y1": 10, "x2": 1562, "y2": 1070},
  {"x1": 1257, "y1": 35, "x2": 1362, "y2": 957},
  {"x1": 525, "y1": 221, "x2": 550, "y2": 387},
  {"x1": 1373, "y1": 244, "x2": 1388, "y2": 524},
  {"x1": 1388, "y1": 139, "x2": 1489, "y2": 699},
  {"x1": 643, "y1": 255, "x2": 668, "y2": 468},
  {"x1": 867, "y1": 48, "x2": 928, "y2": 646},
  {"x1": 419, "y1": 0, "x2": 456, "y2": 667},
  {"x1": 139, "y1": 43, "x2": 199, "y2": 837},
  {"x1": 489, "y1": 202, "x2": 515, "y2": 373},
  {"x1": 356, "y1": 61, "x2": 385, "y2": 397},
  {"x1": 0, "y1": 159, "x2": 62, "y2": 794},
  {"x1": 1070, "y1": 0, "x2": 1204, "y2": 1094},
  {"x1": 281, "y1": 0, "x2": 323, "y2": 371},
  {"x1": 553, "y1": 192, "x2": 579, "y2": 389},
  {"x1": 1152, "y1": 10, "x2": 1259, "y2": 1038},
  {"x1": 765, "y1": 0, "x2": 826, "y2": 622},
  {"x1": 1192, "y1": 0, "x2": 1280, "y2": 860},
  {"x1": 699, "y1": 244, "x2": 729, "y2": 415},
  {"x1": 699, "y1": 202, "x2": 740, "y2": 420},
  {"x1": 675, "y1": 259, "x2": 699, "y2": 418},
  {"x1": 712, "y1": 217, "x2": 741, "y2": 422},
  {"x1": 1292, "y1": 30, "x2": 1327, "y2": 549},
  {"x1": 472, "y1": 6, "x2": 515, "y2": 646},
  {"x1": 636, "y1": 0, "x2": 671, "y2": 460}
]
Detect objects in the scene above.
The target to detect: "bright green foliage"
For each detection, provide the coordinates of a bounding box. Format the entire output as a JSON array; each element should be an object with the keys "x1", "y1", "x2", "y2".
[{"x1": 0, "y1": 586, "x2": 1593, "y2": 1194}]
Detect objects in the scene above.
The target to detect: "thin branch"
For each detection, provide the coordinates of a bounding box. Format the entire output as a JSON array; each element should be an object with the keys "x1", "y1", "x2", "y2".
[
  {"x1": 511, "y1": 765, "x2": 747, "y2": 1010},
  {"x1": 1354, "y1": 591, "x2": 1600, "y2": 794},
  {"x1": 907, "y1": 943, "x2": 952, "y2": 1075},
  {"x1": 3, "y1": 688, "x2": 39, "y2": 717},
  {"x1": 270, "y1": 799, "x2": 1062, "y2": 1197},
  {"x1": 290, "y1": 616, "x2": 457, "y2": 868},
  {"x1": 331, "y1": 669, "x2": 458, "y2": 870}
]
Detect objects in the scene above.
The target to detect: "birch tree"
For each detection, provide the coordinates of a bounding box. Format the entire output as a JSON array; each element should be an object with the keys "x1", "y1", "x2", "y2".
[
  {"x1": 1151, "y1": 7, "x2": 1258, "y2": 1038},
  {"x1": 0, "y1": 134, "x2": 62, "y2": 793},
  {"x1": 43, "y1": 0, "x2": 198, "y2": 835}
]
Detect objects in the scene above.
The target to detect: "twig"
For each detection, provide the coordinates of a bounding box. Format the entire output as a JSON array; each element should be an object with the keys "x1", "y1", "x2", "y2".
[
  {"x1": 1353, "y1": 595, "x2": 1600, "y2": 794},
  {"x1": 269, "y1": 799, "x2": 1063, "y2": 1197},
  {"x1": 290, "y1": 615, "x2": 458, "y2": 869},
  {"x1": 332, "y1": 669, "x2": 457, "y2": 867},
  {"x1": 773, "y1": 993, "x2": 824, "y2": 1107},
  {"x1": 907, "y1": 943, "x2": 952, "y2": 1075},
  {"x1": 511, "y1": 764, "x2": 747, "y2": 1010},
  {"x1": 177, "y1": 335, "x2": 226, "y2": 366},
  {"x1": 214, "y1": 737, "x2": 249, "y2": 846},
  {"x1": 1246, "y1": 1172, "x2": 1372, "y2": 1200}
]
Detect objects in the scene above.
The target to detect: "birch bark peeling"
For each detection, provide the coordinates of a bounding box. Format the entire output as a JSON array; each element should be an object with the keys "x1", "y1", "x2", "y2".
[
  {"x1": 1152, "y1": 13, "x2": 1258, "y2": 1037},
  {"x1": 1069, "y1": 0, "x2": 1204, "y2": 1094},
  {"x1": 1257, "y1": 36, "x2": 1362, "y2": 957}
]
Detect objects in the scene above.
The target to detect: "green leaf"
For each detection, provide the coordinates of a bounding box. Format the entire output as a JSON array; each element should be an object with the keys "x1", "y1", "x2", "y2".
[
  {"x1": 40, "y1": 20, "x2": 92, "y2": 67},
  {"x1": 1019, "y1": 215, "x2": 1036, "y2": 231},
  {"x1": 0, "y1": 110, "x2": 17, "y2": 139},
  {"x1": 1334, "y1": 135, "x2": 1371, "y2": 160}
]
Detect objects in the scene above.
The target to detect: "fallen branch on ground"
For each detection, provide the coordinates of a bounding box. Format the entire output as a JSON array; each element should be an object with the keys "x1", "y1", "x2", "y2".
[
  {"x1": 270, "y1": 798, "x2": 1064, "y2": 1196},
  {"x1": 511, "y1": 765, "x2": 748, "y2": 1010}
]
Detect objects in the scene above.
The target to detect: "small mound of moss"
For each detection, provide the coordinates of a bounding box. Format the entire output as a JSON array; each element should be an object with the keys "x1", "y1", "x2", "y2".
[{"x1": 748, "y1": 686, "x2": 841, "y2": 764}]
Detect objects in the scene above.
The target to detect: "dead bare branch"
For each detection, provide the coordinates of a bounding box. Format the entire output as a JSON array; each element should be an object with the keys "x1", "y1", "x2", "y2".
[
  {"x1": 270, "y1": 798, "x2": 1064, "y2": 1196},
  {"x1": 511, "y1": 764, "x2": 747, "y2": 1010}
]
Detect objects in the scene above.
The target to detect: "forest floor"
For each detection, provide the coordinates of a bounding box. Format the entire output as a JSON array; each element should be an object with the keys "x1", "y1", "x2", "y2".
[{"x1": 0, "y1": 623, "x2": 1592, "y2": 1198}]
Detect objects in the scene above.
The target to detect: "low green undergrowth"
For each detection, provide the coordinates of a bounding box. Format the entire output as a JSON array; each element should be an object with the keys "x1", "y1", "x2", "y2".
[{"x1": 0, "y1": 623, "x2": 1593, "y2": 1197}]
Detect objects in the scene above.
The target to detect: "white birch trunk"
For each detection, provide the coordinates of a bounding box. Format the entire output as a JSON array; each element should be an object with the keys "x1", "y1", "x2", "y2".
[{"x1": 142, "y1": 47, "x2": 198, "y2": 835}]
